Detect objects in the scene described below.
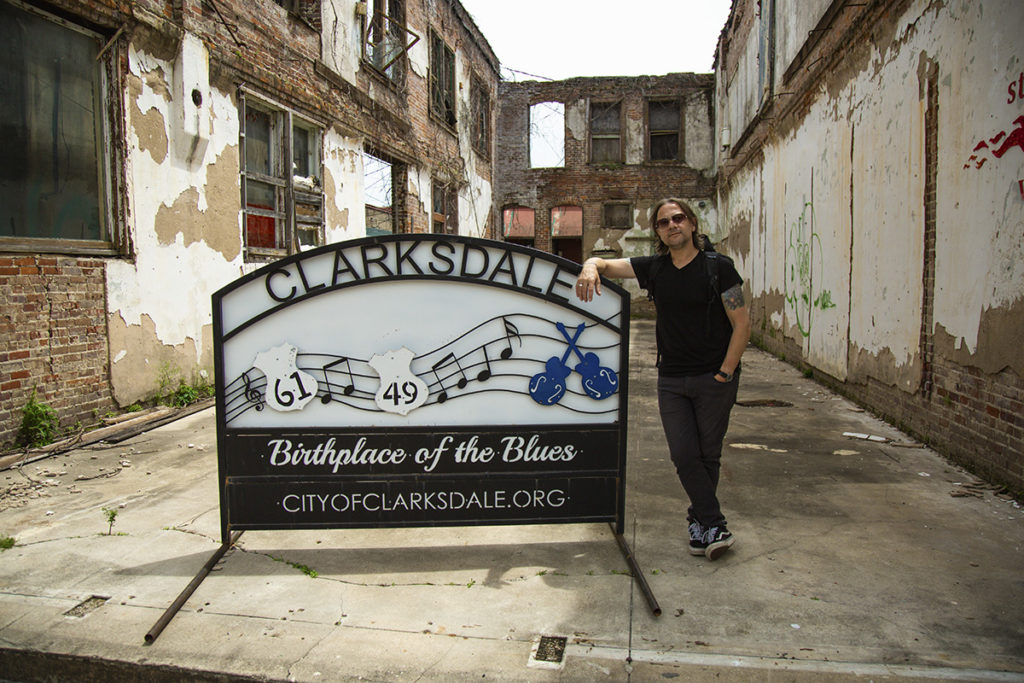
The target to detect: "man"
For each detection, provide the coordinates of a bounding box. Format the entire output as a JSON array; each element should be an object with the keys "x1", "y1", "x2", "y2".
[{"x1": 575, "y1": 198, "x2": 750, "y2": 560}]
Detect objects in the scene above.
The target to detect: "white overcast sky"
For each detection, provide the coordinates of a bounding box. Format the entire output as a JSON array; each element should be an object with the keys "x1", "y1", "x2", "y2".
[{"x1": 458, "y1": 1, "x2": 734, "y2": 81}]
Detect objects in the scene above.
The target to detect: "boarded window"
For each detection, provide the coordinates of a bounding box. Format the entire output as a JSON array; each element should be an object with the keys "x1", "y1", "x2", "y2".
[
  {"x1": 502, "y1": 206, "x2": 535, "y2": 239},
  {"x1": 550, "y1": 205, "x2": 582, "y2": 237},
  {"x1": 1, "y1": 2, "x2": 108, "y2": 242},
  {"x1": 590, "y1": 101, "x2": 621, "y2": 163},
  {"x1": 603, "y1": 203, "x2": 632, "y2": 229},
  {"x1": 529, "y1": 102, "x2": 565, "y2": 168},
  {"x1": 648, "y1": 100, "x2": 680, "y2": 161},
  {"x1": 241, "y1": 95, "x2": 324, "y2": 256},
  {"x1": 430, "y1": 31, "x2": 456, "y2": 128}
]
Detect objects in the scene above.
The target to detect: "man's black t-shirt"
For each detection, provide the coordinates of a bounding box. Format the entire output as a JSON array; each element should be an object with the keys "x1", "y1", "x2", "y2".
[{"x1": 631, "y1": 252, "x2": 742, "y2": 376}]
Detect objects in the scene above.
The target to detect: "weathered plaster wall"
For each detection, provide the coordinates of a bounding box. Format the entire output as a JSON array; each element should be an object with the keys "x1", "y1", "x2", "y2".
[
  {"x1": 719, "y1": 0, "x2": 1024, "y2": 491},
  {"x1": 108, "y1": 42, "x2": 243, "y2": 404}
]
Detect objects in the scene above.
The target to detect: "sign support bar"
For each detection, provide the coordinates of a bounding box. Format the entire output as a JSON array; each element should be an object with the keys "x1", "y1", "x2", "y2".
[
  {"x1": 610, "y1": 523, "x2": 661, "y2": 617},
  {"x1": 145, "y1": 530, "x2": 244, "y2": 644}
]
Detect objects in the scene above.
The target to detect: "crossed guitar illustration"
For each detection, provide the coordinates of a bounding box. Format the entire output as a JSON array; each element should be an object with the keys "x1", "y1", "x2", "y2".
[{"x1": 527, "y1": 322, "x2": 619, "y2": 406}]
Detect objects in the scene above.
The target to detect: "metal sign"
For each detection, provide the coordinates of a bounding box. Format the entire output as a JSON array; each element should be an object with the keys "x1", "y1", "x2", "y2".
[{"x1": 212, "y1": 235, "x2": 630, "y2": 543}]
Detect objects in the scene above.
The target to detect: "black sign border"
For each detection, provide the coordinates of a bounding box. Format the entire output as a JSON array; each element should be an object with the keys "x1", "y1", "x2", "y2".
[{"x1": 212, "y1": 235, "x2": 630, "y2": 543}]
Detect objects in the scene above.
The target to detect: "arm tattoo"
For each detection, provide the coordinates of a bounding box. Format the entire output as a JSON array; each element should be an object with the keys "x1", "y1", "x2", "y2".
[{"x1": 721, "y1": 284, "x2": 745, "y2": 311}]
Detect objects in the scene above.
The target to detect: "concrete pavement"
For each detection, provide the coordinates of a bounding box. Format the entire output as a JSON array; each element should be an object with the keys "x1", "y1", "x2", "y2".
[{"x1": 1, "y1": 320, "x2": 1022, "y2": 682}]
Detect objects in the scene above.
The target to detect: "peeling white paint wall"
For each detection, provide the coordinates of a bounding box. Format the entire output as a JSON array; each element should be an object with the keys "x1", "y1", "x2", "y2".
[
  {"x1": 723, "y1": 0, "x2": 1024, "y2": 385},
  {"x1": 109, "y1": 42, "x2": 243, "y2": 401}
]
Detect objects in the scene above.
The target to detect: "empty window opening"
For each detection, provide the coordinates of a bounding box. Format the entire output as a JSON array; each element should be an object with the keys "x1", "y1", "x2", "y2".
[
  {"x1": 603, "y1": 203, "x2": 632, "y2": 229},
  {"x1": 1, "y1": 2, "x2": 111, "y2": 243},
  {"x1": 529, "y1": 102, "x2": 565, "y2": 168},
  {"x1": 364, "y1": 151, "x2": 394, "y2": 236},
  {"x1": 503, "y1": 205, "x2": 535, "y2": 246},
  {"x1": 649, "y1": 100, "x2": 681, "y2": 161},
  {"x1": 241, "y1": 94, "x2": 324, "y2": 256},
  {"x1": 430, "y1": 30, "x2": 456, "y2": 129},
  {"x1": 590, "y1": 101, "x2": 622, "y2": 163},
  {"x1": 432, "y1": 180, "x2": 458, "y2": 234}
]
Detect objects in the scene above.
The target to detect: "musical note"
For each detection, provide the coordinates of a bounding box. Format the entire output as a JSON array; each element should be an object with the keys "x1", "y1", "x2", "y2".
[
  {"x1": 431, "y1": 352, "x2": 469, "y2": 404},
  {"x1": 556, "y1": 322, "x2": 619, "y2": 400},
  {"x1": 500, "y1": 317, "x2": 521, "y2": 360},
  {"x1": 529, "y1": 323, "x2": 584, "y2": 405},
  {"x1": 320, "y1": 357, "x2": 355, "y2": 404},
  {"x1": 242, "y1": 369, "x2": 265, "y2": 411}
]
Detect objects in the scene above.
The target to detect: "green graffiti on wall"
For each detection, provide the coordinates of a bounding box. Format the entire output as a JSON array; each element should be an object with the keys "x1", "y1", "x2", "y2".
[{"x1": 784, "y1": 200, "x2": 836, "y2": 338}]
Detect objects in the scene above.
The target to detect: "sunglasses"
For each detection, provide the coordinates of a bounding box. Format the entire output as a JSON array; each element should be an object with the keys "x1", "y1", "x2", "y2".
[{"x1": 655, "y1": 213, "x2": 688, "y2": 230}]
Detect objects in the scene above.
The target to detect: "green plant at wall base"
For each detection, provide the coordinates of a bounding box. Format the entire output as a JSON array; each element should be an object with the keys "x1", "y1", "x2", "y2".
[
  {"x1": 0, "y1": 535, "x2": 15, "y2": 551},
  {"x1": 18, "y1": 388, "x2": 59, "y2": 448}
]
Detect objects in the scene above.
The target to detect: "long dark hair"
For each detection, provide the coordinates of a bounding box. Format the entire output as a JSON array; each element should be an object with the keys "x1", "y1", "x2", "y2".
[{"x1": 650, "y1": 197, "x2": 705, "y2": 255}]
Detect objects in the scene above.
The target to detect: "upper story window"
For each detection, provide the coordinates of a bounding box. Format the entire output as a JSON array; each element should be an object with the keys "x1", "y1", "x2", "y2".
[
  {"x1": 429, "y1": 30, "x2": 456, "y2": 129},
  {"x1": 648, "y1": 99, "x2": 681, "y2": 161},
  {"x1": 590, "y1": 101, "x2": 622, "y2": 163},
  {"x1": 241, "y1": 93, "x2": 324, "y2": 259},
  {"x1": 0, "y1": 1, "x2": 119, "y2": 254},
  {"x1": 363, "y1": 0, "x2": 413, "y2": 83},
  {"x1": 529, "y1": 102, "x2": 565, "y2": 168},
  {"x1": 471, "y1": 75, "x2": 490, "y2": 158}
]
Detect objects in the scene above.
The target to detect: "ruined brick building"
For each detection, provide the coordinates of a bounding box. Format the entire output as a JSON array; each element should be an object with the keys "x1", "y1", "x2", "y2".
[
  {"x1": 1, "y1": 0, "x2": 499, "y2": 440},
  {"x1": 2, "y1": 0, "x2": 1022, "y2": 495}
]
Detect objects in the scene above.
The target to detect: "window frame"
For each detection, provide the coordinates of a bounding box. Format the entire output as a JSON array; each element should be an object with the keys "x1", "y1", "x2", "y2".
[
  {"x1": 429, "y1": 29, "x2": 457, "y2": 131},
  {"x1": 589, "y1": 99, "x2": 623, "y2": 164},
  {"x1": 240, "y1": 91, "x2": 325, "y2": 260},
  {"x1": 647, "y1": 98, "x2": 683, "y2": 162},
  {"x1": 361, "y1": 0, "x2": 416, "y2": 84},
  {"x1": 0, "y1": 0, "x2": 123, "y2": 256},
  {"x1": 471, "y1": 74, "x2": 491, "y2": 158},
  {"x1": 602, "y1": 202, "x2": 633, "y2": 229},
  {"x1": 431, "y1": 179, "x2": 458, "y2": 235}
]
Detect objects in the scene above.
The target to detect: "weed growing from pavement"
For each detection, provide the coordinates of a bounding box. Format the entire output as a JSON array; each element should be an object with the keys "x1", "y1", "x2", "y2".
[
  {"x1": 1, "y1": 535, "x2": 15, "y2": 550},
  {"x1": 269, "y1": 555, "x2": 318, "y2": 578},
  {"x1": 102, "y1": 506, "x2": 119, "y2": 535}
]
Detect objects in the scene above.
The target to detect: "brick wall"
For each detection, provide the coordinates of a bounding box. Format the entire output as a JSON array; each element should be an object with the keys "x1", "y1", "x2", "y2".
[
  {"x1": 0, "y1": 256, "x2": 115, "y2": 447},
  {"x1": 750, "y1": 328, "x2": 1024, "y2": 495},
  {"x1": 495, "y1": 74, "x2": 715, "y2": 259}
]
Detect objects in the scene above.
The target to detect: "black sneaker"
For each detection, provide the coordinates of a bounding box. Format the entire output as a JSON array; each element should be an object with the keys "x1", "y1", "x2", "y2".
[
  {"x1": 703, "y1": 526, "x2": 734, "y2": 560},
  {"x1": 688, "y1": 520, "x2": 706, "y2": 556}
]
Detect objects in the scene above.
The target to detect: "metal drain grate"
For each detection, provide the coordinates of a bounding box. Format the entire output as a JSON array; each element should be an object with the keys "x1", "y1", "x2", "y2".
[
  {"x1": 528, "y1": 635, "x2": 567, "y2": 669},
  {"x1": 64, "y1": 595, "x2": 109, "y2": 618}
]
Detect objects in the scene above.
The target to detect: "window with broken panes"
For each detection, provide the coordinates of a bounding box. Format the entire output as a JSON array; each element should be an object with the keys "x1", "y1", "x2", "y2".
[
  {"x1": 648, "y1": 100, "x2": 681, "y2": 161},
  {"x1": 471, "y1": 75, "x2": 490, "y2": 157},
  {"x1": 429, "y1": 30, "x2": 456, "y2": 129},
  {"x1": 431, "y1": 180, "x2": 458, "y2": 235},
  {"x1": 590, "y1": 101, "x2": 622, "y2": 163},
  {"x1": 0, "y1": 1, "x2": 115, "y2": 249},
  {"x1": 240, "y1": 94, "x2": 324, "y2": 257},
  {"x1": 603, "y1": 203, "x2": 632, "y2": 229},
  {"x1": 363, "y1": 0, "x2": 407, "y2": 83}
]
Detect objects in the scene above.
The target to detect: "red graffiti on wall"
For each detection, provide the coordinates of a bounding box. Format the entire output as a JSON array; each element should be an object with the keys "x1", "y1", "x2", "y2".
[{"x1": 964, "y1": 115, "x2": 1024, "y2": 169}]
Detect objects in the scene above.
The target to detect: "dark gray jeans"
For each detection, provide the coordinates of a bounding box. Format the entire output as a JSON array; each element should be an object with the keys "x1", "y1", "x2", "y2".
[{"x1": 657, "y1": 370, "x2": 740, "y2": 529}]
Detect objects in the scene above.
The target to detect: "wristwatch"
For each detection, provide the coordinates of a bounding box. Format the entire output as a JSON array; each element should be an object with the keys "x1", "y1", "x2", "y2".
[{"x1": 715, "y1": 369, "x2": 733, "y2": 381}]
